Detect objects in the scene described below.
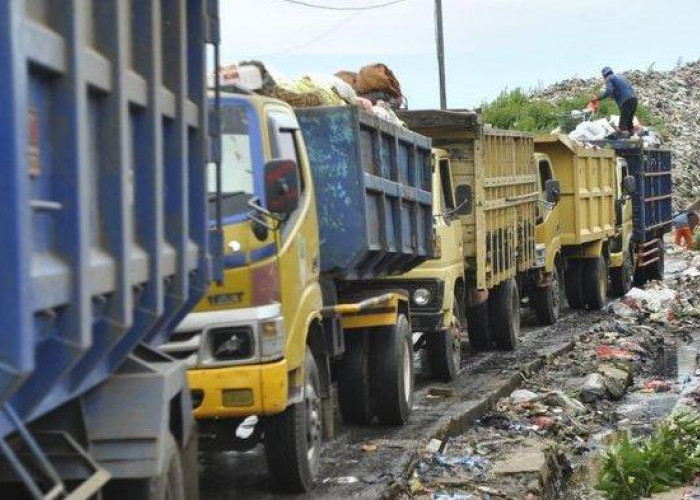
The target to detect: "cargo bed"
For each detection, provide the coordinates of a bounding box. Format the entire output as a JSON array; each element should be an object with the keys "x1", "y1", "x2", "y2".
[{"x1": 296, "y1": 106, "x2": 434, "y2": 280}]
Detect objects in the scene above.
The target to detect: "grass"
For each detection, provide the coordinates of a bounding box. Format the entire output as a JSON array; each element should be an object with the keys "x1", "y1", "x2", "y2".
[
  {"x1": 595, "y1": 411, "x2": 700, "y2": 499},
  {"x1": 481, "y1": 88, "x2": 664, "y2": 134}
]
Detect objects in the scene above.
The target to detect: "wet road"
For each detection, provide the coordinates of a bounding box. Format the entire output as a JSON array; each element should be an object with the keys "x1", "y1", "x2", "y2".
[{"x1": 198, "y1": 308, "x2": 606, "y2": 500}]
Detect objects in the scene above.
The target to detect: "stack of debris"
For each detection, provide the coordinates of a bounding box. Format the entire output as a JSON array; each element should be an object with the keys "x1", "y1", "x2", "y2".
[
  {"x1": 217, "y1": 61, "x2": 406, "y2": 127},
  {"x1": 534, "y1": 59, "x2": 700, "y2": 208}
]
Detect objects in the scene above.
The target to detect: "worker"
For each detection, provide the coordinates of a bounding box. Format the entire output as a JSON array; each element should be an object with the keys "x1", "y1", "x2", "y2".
[
  {"x1": 592, "y1": 67, "x2": 638, "y2": 136},
  {"x1": 673, "y1": 211, "x2": 699, "y2": 249}
]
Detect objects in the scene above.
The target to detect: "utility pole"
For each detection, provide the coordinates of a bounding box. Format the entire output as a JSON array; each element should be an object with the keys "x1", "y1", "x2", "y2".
[{"x1": 435, "y1": 0, "x2": 447, "y2": 109}]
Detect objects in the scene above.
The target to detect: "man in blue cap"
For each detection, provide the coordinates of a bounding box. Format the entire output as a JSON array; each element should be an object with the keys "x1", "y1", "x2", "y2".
[{"x1": 594, "y1": 67, "x2": 638, "y2": 136}]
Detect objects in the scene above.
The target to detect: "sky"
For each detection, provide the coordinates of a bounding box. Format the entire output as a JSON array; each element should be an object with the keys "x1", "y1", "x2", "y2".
[{"x1": 220, "y1": 0, "x2": 700, "y2": 109}]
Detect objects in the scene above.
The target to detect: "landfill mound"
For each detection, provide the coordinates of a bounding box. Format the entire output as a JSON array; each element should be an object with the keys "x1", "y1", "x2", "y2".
[{"x1": 533, "y1": 60, "x2": 700, "y2": 209}]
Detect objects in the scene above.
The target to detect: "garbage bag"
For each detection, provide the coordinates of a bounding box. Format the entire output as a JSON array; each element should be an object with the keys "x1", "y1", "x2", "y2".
[{"x1": 355, "y1": 63, "x2": 402, "y2": 99}]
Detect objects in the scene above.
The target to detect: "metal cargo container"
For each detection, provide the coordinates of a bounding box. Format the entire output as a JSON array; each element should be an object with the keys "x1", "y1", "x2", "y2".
[
  {"x1": 535, "y1": 135, "x2": 617, "y2": 246},
  {"x1": 399, "y1": 110, "x2": 538, "y2": 290},
  {"x1": 0, "y1": 0, "x2": 220, "y2": 494},
  {"x1": 295, "y1": 106, "x2": 434, "y2": 280}
]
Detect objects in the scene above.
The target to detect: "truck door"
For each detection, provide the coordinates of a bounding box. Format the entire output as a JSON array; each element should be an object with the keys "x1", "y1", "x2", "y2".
[
  {"x1": 265, "y1": 107, "x2": 321, "y2": 375},
  {"x1": 437, "y1": 156, "x2": 463, "y2": 263}
]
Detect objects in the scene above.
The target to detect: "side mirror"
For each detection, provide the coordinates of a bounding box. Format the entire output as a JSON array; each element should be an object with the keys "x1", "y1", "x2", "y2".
[
  {"x1": 622, "y1": 175, "x2": 636, "y2": 195},
  {"x1": 545, "y1": 179, "x2": 561, "y2": 204},
  {"x1": 454, "y1": 185, "x2": 472, "y2": 216},
  {"x1": 264, "y1": 159, "x2": 300, "y2": 217}
]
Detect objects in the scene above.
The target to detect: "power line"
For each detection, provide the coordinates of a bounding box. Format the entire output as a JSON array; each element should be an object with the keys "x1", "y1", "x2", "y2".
[
  {"x1": 278, "y1": 0, "x2": 408, "y2": 11},
  {"x1": 277, "y1": 12, "x2": 359, "y2": 55}
]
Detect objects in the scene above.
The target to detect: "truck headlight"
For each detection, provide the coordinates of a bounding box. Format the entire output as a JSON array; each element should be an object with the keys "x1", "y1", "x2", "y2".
[
  {"x1": 413, "y1": 288, "x2": 431, "y2": 307},
  {"x1": 260, "y1": 318, "x2": 285, "y2": 361},
  {"x1": 210, "y1": 327, "x2": 254, "y2": 361}
]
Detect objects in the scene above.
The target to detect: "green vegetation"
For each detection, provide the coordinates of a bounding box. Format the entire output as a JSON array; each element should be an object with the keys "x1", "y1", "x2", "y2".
[
  {"x1": 596, "y1": 412, "x2": 700, "y2": 499},
  {"x1": 481, "y1": 88, "x2": 663, "y2": 133}
]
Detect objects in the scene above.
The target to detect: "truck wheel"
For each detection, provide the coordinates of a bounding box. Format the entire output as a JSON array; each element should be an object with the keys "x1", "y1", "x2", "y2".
[
  {"x1": 427, "y1": 300, "x2": 463, "y2": 382},
  {"x1": 103, "y1": 434, "x2": 185, "y2": 500},
  {"x1": 583, "y1": 256, "x2": 608, "y2": 310},
  {"x1": 531, "y1": 265, "x2": 562, "y2": 325},
  {"x1": 466, "y1": 301, "x2": 491, "y2": 351},
  {"x1": 371, "y1": 314, "x2": 414, "y2": 425},
  {"x1": 610, "y1": 253, "x2": 634, "y2": 297},
  {"x1": 646, "y1": 240, "x2": 665, "y2": 281},
  {"x1": 565, "y1": 260, "x2": 584, "y2": 309},
  {"x1": 336, "y1": 330, "x2": 373, "y2": 424},
  {"x1": 264, "y1": 347, "x2": 322, "y2": 493},
  {"x1": 489, "y1": 278, "x2": 520, "y2": 351},
  {"x1": 182, "y1": 425, "x2": 200, "y2": 500}
]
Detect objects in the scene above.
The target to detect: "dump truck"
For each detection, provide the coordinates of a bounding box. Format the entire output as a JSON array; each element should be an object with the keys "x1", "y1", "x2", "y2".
[
  {"x1": 590, "y1": 140, "x2": 673, "y2": 285},
  {"x1": 360, "y1": 149, "x2": 467, "y2": 381},
  {"x1": 0, "y1": 1, "x2": 221, "y2": 498},
  {"x1": 399, "y1": 110, "x2": 539, "y2": 351},
  {"x1": 532, "y1": 135, "x2": 631, "y2": 314},
  {"x1": 162, "y1": 94, "x2": 434, "y2": 492}
]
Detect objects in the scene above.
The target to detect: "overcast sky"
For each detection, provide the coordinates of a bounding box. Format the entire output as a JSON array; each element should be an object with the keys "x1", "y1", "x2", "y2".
[{"x1": 221, "y1": 0, "x2": 700, "y2": 109}]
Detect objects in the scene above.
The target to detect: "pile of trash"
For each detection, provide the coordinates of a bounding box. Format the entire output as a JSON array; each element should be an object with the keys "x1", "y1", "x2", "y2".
[
  {"x1": 217, "y1": 61, "x2": 406, "y2": 126},
  {"x1": 534, "y1": 59, "x2": 700, "y2": 208},
  {"x1": 564, "y1": 114, "x2": 663, "y2": 148}
]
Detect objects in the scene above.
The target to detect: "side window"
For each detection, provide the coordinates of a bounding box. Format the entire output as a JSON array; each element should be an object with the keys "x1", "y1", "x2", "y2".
[
  {"x1": 268, "y1": 110, "x2": 305, "y2": 195},
  {"x1": 539, "y1": 159, "x2": 553, "y2": 192},
  {"x1": 438, "y1": 159, "x2": 455, "y2": 210}
]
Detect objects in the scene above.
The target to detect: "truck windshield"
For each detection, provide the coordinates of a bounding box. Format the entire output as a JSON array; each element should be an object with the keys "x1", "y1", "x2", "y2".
[{"x1": 208, "y1": 102, "x2": 256, "y2": 217}]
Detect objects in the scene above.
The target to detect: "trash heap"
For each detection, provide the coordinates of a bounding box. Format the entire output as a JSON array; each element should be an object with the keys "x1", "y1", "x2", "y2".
[
  {"x1": 409, "y1": 249, "x2": 700, "y2": 499},
  {"x1": 217, "y1": 61, "x2": 407, "y2": 126},
  {"x1": 534, "y1": 59, "x2": 700, "y2": 208}
]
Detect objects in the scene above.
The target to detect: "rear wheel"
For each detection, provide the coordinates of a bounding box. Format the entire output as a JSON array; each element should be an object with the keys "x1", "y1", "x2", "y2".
[
  {"x1": 489, "y1": 278, "x2": 520, "y2": 351},
  {"x1": 337, "y1": 331, "x2": 373, "y2": 424},
  {"x1": 611, "y1": 252, "x2": 634, "y2": 297},
  {"x1": 531, "y1": 264, "x2": 563, "y2": 325},
  {"x1": 583, "y1": 256, "x2": 608, "y2": 310},
  {"x1": 426, "y1": 299, "x2": 463, "y2": 382},
  {"x1": 103, "y1": 434, "x2": 185, "y2": 500},
  {"x1": 371, "y1": 314, "x2": 414, "y2": 425},
  {"x1": 646, "y1": 240, "x2": 665, "y2": 281},
  {"x1": 466, "y1": 301, "x2": 491, "y2": 351},
  {"x1": 565, "y1": 259, "x2": 584, "y2": 309},
  {"x1": 264, "y1": 347, "x2": 322, "y2": 493}
]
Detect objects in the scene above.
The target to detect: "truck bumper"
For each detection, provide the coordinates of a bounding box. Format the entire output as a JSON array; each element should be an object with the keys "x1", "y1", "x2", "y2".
[{"x1": 188, "y1": 359, "x2": 288, "y2": 419}]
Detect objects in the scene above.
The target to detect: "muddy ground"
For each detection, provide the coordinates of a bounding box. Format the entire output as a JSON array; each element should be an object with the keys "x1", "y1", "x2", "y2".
[{"x1": 198, "y1": 250, "x2": 700, "y2": 500}]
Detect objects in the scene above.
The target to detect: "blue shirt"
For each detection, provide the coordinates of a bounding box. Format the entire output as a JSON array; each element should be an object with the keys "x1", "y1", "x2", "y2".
[
  {"x1": 599, "y1": 74, "x2": 637, "y2": 107},
  {"x1": 674, "y1": 212, "x2": 690, "y2": 229}
]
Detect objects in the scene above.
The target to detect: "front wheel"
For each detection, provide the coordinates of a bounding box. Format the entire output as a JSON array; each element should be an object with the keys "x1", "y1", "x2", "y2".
[
  {"x1": 531, "y1": 265, "x2": 563, "y2": 325},
  {"x1": 426, "y1": 299, "x2": 463, "y2": 382},
  {"x1": 264, "y1": 347, "x2": 322, "y2": 493},
  {"x1": 371, "y1": 314, "x2": 414, "y2": 425}
]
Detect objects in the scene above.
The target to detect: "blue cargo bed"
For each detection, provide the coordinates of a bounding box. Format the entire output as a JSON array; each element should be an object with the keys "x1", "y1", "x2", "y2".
[
  {"x1": 295, "y1": 106, "x2": 434, "y2": 280},
  {"x1": 0, "y1": 0, "x2": 218, "y2": 438}
]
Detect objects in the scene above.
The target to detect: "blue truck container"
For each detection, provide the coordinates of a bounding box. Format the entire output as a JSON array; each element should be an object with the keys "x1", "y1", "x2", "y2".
[
  {"x1": 295, "y1": 106, "x2": 434, "y2": 280},
  {"x1": 592, "y1": 140, "x2": 673, "y2": 279},
  {"x1": 0, "y1": 1, "x2": 220, "y2": 497}
]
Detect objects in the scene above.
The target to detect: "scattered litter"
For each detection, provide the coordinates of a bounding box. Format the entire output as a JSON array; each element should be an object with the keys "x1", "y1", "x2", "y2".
[
  {"x1": 596, "y1": 345, "x2": 638, "y2": 361},
  {"x1": 322, "y1": 476, "x2": 359, "y2": 484},
  {"x1": 426, "y1": 438, "x2": 443, "y2": 454},
  {"x1": 361, "y1": 442, "x2": 378, "y2": 453},
  {"x1": 641, "y1": 379, "x2": 672, "y2": 393},
  {"x1": 510, "y1": 389, "x2": 539, "y2": 404}
]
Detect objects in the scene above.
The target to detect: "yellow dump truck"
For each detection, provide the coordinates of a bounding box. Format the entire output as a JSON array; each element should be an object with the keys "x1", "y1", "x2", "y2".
[
  {"x1": 361, "y1": 149, "x2": 467, "y2": 381},
  {"x1": 162, "y1": 93, "x2": 436, "y2": 492},
  {"x1": 532, "y1": 135, "x2": 635, "y2": 313},
  {"x1": 400, "y1": 110, "x2": 539, "y2": 351}
]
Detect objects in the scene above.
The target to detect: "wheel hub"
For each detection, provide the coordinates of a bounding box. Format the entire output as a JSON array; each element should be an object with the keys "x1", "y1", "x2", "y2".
[{"x1": 305, "y1": 375, "x2": 322, "y2": 463}]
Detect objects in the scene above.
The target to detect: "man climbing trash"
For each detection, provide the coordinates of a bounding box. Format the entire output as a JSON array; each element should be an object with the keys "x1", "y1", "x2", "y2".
[
  {"x1": 591, "y1": 67, "x2": 638, "y2": 137},
  {"x1": 673, "y1": 211, "x2": 700, "y2": 250}
]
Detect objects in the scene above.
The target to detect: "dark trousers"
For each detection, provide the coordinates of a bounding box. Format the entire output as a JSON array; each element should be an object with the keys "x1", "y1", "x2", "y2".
[{"x1": 619, "y1": 97, "x2": 638, "y2": 133}]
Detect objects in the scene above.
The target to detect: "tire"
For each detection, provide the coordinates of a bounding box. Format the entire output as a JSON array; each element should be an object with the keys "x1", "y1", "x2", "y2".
[
  {"x1": 646, "y1": 240, "x2": 665, "y2": 281},
  {"x1": 426, "y1": 299, "x2": 463, "y2": 382},
  {"x1": 531, "y1": 265, "x2": 562, "y2": 326},
  {"x1": 264, "y1": 347, "x2": 322, "y2": 493},
  {"x1": 466, "y1": 301, "x2": 491, "y2": 351},
  {"x1": 489, "y1": 278, "x2": 520, "y2": 351},
  {"x1": 610, "y1": 253, "x2": 634, "y2": 297},
  {"x1": 583, "y1": 256, "x2": 608, "y2": 310},
  {"x1": 371, "y1": 314, "x2": 414, "y2": 425},
  {"x1": 103, "y1": 434, "x2": 185, "y2": 500},
  {"x1": 565, "y1": 259, "x2": 584, "y2": 309},
  {"x1": 336, "y1": 330, "x2": 373, "y2": 424},
  {"x1": 182, "y1": 425, "x2": 200, "y2": 500}
]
